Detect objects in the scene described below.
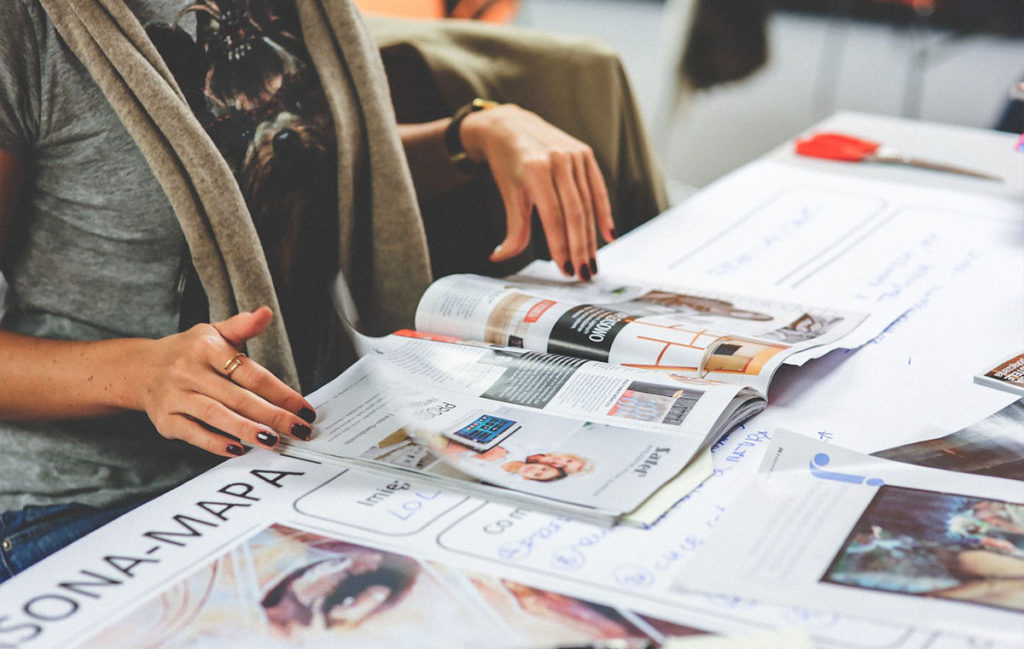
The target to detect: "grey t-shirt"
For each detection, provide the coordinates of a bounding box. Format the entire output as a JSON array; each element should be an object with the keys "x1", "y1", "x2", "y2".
[{"x1": 0, "y1": 0, "x2": 219, "y2": 510}]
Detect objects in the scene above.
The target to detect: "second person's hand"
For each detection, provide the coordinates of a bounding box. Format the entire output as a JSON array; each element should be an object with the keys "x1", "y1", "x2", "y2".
[{"x1": 459, "y1": 103, "x2": 615, "y2": 281}]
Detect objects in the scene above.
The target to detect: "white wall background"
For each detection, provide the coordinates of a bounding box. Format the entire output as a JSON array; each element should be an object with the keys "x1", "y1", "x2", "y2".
[{"x1": 516, "y1": 0, "x2": 1024, "y2": 193}]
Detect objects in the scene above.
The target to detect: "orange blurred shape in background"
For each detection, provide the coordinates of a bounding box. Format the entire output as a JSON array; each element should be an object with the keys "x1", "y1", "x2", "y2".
[
  {"x1": 875, "y1": 0, "x2": 936, "y2": 13},
  {"x1": 354, "y1": 0, "x2": 519, "y2": 21}
]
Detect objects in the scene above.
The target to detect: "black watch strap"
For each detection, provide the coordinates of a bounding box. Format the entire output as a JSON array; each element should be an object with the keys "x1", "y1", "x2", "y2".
[{"x1": 444, "y1": 98, "x2": 500, "y2": 174}]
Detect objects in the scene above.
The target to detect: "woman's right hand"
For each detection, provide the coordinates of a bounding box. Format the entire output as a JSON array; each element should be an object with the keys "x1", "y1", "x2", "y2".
[{"x1": 134, "y1": 306, "x2": 316, "y2": 457}]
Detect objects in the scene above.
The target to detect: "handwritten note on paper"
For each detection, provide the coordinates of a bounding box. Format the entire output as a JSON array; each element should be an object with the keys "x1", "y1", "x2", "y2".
[{"x1": 668, "y1": 187, "x2": 887, "y2": 285}]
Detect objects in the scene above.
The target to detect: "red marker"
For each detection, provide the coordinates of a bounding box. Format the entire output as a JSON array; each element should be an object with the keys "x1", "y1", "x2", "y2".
[{"x1": 795, "y1": 132, "x2": 1001, "y2": 181}]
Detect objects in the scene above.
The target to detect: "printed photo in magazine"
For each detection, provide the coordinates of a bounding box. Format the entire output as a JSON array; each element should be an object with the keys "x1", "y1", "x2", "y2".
[
  {"x1": 822, "y1": 485, "x2": 1024, "y2": 613},
  {"x1": 77, "y1": 523, "x2": 705, "y2": 649}
]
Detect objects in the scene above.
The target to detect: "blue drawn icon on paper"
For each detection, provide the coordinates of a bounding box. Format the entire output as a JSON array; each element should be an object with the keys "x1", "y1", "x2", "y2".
[
  {"x1": 809, "y1": 453, "x2": 884, "y2": 486},
  {"x1": 551, "y1": 547, "x2": 586, "y2": 571},
  {"x1": 784, "y1": 605, "x2": 840, "y2": 629}
]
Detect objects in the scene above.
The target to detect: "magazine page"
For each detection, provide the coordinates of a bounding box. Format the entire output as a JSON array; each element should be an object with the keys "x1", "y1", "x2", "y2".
[
  {"x1": 509, "y1": 259, "x2": 899, "y2": 365},
  {"x1": 973, "y1": 351, "x2": 1024, "y2": 398},
  {"x1": 414, "y1": 273, "x2": 867, "y2": 393},
  {"x1": 75, "y1": 523, "x2": 693, "y2": 649},
  {"x1": 671, "y1": 430, "x2": 1024, "y2": 642},
  {"x1": 284, "y1": 336, "x2": 761, "y2": 522},
  {"x1": 368, "y1": 334, "x2": 757, "y2": 437}
]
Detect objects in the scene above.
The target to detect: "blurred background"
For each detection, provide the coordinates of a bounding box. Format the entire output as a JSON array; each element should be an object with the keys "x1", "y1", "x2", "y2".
[{"x1": 358, "y1": 0, "x2": 1023, "y2": 199}]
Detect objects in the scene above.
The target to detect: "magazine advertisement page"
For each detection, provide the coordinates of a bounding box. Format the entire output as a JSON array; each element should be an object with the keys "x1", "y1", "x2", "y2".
[
  {"x1": 413, "y1": 274, "x2": 868, "y2": 393},
  {"x1": 672, "y1": 431, "x2": 1024, "y2": 642},
  {"x1": 283, "y1": 336, "x2": 760, "y2": 523}
]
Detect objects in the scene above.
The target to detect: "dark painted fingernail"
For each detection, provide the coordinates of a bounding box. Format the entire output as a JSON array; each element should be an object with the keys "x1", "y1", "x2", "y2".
[
  {"x1": 563, "y1": 260, "x2": 574, "y2": 277},
  {"x1": 589, "y1": 258, "x2": 597, "y2": 275},
  {"x1": 298, "y1": 407, "x2": 316, "y2": 423},
  {"x1": 227, "y1": 443, "x2": 246, "y2": 456},
  {"x1": 579, "y1": 264, "x2": 591, "y2": 282},
  {"x1": 610, "y1": 228, "x2": 618, "y2": 240},
  {"x1": 256, "y1": 431, "x2": 278, "y2": 447},
  {"x1": 291, "y1": 423, "x2": 312, "y2": 441}
]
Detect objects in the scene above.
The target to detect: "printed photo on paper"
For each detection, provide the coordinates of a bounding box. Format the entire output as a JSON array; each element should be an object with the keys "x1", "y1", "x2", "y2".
[{"x1": 822, "y1": 485, "x2": 1024, "y2": 613}]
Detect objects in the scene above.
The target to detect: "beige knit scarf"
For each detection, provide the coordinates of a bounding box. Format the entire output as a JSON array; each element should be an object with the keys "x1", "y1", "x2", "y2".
[{"x1": 38, "y1": 0, "x2": 432, "y2": 391}]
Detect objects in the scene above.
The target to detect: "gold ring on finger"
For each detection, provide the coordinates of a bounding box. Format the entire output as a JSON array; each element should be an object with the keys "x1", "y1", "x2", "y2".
[{"x1": 223, "y1": 352, "x2": 247, "y2": 379}]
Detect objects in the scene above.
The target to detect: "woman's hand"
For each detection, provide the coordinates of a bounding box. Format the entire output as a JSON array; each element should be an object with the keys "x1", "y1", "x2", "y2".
[
  {"x1": 2, "y1": 149, "x2": 313, "y2": 457},
  {"x1": 459, "y1": 103, "x2": 615, "y2": 280},
  {"x1": 133, "y1": 307, "x2": 316, "y2": 457}
]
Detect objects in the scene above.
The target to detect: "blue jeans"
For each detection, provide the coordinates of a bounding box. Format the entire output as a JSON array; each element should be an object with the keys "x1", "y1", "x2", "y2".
[{"x1": 0, "y1": 499, "x2": 142, "y2": 584}]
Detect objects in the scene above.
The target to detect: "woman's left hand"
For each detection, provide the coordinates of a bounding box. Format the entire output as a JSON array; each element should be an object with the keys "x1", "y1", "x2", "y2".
[{"x1": 459, "y1": 103, "x2": 615, "y2": 280}]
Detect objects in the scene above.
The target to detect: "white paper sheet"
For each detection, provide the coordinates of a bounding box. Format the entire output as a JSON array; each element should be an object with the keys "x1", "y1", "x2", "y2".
[
  {"x1": 601, "y1": 159, "x2": 1024, "y2": 451},
  {"x1": 663, "y1": 626, "x2": 814, "y2": 649}
]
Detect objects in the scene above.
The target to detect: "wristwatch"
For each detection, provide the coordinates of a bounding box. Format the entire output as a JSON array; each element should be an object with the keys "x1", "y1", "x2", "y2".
[{"x1": 445, "y1": 98, "x2": 501, "y2": 174}]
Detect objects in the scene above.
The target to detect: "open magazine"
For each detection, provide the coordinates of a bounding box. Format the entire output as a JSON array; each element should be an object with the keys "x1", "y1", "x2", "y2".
[{"x1": 286, "y1": 271, "x2": 870, "y2": 527}]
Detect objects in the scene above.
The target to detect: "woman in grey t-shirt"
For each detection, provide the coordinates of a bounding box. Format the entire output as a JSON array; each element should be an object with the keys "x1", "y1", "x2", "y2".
[{"x1": 0, "y1": 0, "x2": 617, "y2": 582}]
